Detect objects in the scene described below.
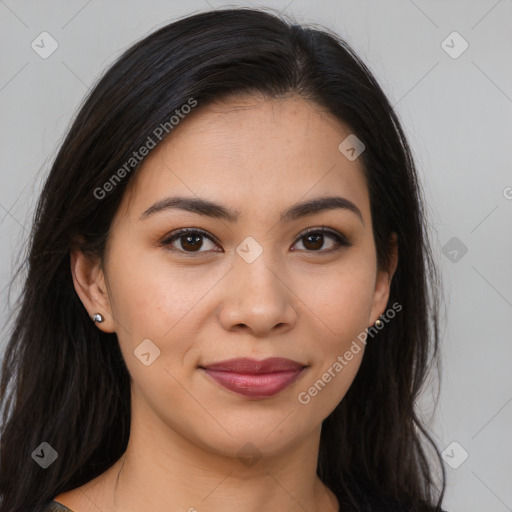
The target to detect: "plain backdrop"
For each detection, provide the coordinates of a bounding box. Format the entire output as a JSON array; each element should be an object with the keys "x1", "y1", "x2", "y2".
[{"x1": 1, "y1": 1, "x2": 511, "y2": 510}]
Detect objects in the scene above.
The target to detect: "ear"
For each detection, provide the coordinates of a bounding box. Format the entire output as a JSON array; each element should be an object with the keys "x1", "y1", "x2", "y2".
[
  {"x1": 369, "y1": 232, "x2": 399, "y2": 326},
  {"x1": 70, "y1": 247, "x2": 115, "y2": 333}
]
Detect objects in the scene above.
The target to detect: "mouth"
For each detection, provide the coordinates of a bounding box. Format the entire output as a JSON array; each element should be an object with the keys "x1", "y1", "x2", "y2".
[{"x1": 199, "y1": 357, "x2": 308, "y2": 398}]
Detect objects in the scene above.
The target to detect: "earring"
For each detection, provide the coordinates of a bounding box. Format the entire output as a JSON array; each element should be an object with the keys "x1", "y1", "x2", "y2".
[
  {"x1": 92, "y1": 313, "x2": 104, "y2": 323},
  {"x1": 375, "y1": 319, "x2": 383, "y2": 327}
]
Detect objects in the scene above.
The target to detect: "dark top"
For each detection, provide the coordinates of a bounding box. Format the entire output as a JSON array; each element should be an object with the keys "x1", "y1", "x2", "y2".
[{"x1": 41, "y1": 502, "x2": 73, "y2": 511}]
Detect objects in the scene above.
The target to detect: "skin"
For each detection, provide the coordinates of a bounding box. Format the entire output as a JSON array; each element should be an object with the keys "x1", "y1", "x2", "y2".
[{"x1": 59, "y1": 94, "x2": 398, "y2": 512}]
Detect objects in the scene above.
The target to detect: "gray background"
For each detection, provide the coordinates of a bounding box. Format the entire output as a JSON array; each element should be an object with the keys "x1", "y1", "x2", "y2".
[{"x1": 1, "y1": 1, "x2": 511, "y2": 510}]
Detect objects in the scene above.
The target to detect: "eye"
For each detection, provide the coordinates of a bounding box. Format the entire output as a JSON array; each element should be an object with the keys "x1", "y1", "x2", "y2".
[
  {"x1": 291, "y1": 227, "x2": 351, "y2": 253},
  {"x1": 160, "y1": 228, "x2": 220, "y2": 254}
]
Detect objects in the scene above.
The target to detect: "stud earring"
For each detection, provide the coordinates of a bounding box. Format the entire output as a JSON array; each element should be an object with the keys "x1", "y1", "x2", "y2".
[
  {"x1": 92, "y1": 313, "x2": 104, "y2": 323},
  {"x1": 375, "y1": 319, "x2": 383, "y2": 327}
]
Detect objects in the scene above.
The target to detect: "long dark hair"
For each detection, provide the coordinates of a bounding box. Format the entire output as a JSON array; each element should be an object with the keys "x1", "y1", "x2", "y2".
[{"x1": 0, "y1": 7, "x2": 445, "y2": 511}]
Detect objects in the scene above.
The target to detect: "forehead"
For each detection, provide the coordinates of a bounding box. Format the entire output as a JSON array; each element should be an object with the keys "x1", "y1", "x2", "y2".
[{"x1": 118, "y1": 94, "x2": 370, "y2": 225}]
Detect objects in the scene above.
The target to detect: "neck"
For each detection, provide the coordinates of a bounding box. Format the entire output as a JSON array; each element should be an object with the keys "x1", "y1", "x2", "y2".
[{"x1": 74, "y1": 395, "x2": 339, "y2": 512}]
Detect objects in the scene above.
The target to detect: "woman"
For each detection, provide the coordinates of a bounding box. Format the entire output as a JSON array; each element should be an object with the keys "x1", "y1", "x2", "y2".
[{"x1": 0, "y1": 7, "x2": 447, "y2": 512}]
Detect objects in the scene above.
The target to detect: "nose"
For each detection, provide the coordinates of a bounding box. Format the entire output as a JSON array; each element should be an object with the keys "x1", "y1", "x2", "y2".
[{"x1": 217, "y1": 251, "x2": 298, "y2": 337}]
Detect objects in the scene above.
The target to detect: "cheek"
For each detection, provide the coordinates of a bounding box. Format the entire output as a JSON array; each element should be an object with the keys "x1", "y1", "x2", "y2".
[
  {"x1": 106, "y1": 246, "x2": 210, "y2": 336},
  {"x1": 296, "y1": 337, "x2": 364, "y2": 418},
  {"x1": 107, "y1": 261, "x2": 203, "y2": 408},
  {"x1": 291, "y1": 261, "x2": 375, "y2": 411},
  {"x1": 301, "y1": 262, "x2": 376, "y2": 346},
  {"x1": 105, "y1": 248, "x2": 227, "y2": 381}
]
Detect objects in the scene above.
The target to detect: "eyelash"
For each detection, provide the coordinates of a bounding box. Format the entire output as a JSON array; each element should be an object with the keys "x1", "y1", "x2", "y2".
[{"x1": 160, "y1": 226, "x2": 352, "y2": 256}]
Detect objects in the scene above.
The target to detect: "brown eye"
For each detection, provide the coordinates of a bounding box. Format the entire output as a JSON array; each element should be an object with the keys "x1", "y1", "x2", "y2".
[
  {"x1": 292, "y1": 228, "x2": 351, "y2": 253},
  {"x1": 302, "y1": 233, "x2": 326, "y2": 251},
  {"x1": 161, "y1": 229, "x2": 219, "y2": 254},
  {"x1": 178, "y1": 233, "x2": 204, "y2": 252}
]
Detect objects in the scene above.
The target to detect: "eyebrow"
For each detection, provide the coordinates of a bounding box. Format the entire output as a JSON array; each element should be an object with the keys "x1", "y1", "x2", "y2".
[{"x1": 139, "y1": 195, "x2": 364, "y2": 225}]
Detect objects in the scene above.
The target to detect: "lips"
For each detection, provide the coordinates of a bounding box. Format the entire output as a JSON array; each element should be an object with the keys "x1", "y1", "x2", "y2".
[{"x1": 200, "y1": 357, "x2": 307, "y2": 398}]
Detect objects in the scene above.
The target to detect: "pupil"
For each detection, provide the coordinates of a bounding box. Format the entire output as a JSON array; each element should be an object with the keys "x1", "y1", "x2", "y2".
[
  {"x1": 305, "y1": 234, "x2": 322, "y2": 250},
  {"x1": 182, "y1": 234, "x2": 202, "y2": 251}
]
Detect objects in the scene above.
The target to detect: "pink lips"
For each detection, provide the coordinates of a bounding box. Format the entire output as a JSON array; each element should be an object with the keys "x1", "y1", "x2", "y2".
[{"x1": 201, "y1": 357, "x2": 306, "y2": 398}]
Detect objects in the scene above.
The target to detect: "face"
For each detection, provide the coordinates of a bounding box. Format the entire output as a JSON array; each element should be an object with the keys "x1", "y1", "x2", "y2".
[{"x1": 73, "y1": 94, "x2": 397, "y2": 460}]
